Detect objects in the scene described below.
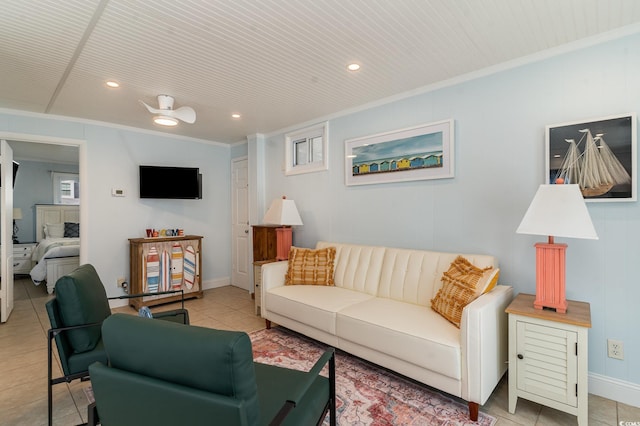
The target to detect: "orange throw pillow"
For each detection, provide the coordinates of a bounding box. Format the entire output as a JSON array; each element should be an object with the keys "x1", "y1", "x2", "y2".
[
  {"x1": 431, "y1": 256, "x2": 499, "y2": 327},
  {"x1": 285, "y1": 246, "x2": 336, "y2": 286}
]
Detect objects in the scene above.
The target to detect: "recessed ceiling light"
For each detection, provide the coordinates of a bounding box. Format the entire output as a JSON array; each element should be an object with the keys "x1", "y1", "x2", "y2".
[
  {"x1": 231, "y1": 113, "x2": 241, "y2": 119},
  {"x1": 154, "y1": 116, "x2": 178, "y2": 126},
  {"x1": 347, "y1": 63, "x2": 361, "y2": 72},
  {"x1": 105, "y1": 80, "x2": 120, "y2": 88}
]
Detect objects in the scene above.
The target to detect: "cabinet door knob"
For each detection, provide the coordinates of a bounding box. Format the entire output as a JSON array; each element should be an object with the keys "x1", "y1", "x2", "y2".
[
  {"x1": 245, "y1": 230, "x2": 249, "y2": 234},
  {"x1": 517, "y1": 354, "x2": 524, "y2": 360}
]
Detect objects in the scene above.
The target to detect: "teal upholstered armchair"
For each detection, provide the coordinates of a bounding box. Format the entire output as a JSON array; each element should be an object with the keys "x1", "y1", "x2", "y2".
[
  {"x1": 88, "y1": 314, "x2": 336, "y2": 426},
  {"x1": 46, "y1": 264, "x2": 189, "y2": 426}
]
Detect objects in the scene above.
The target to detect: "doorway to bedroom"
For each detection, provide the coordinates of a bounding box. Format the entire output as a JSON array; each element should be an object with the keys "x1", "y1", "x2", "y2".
[{"x1": 0, "y1": 135, "x2": 82, "y2": 323}]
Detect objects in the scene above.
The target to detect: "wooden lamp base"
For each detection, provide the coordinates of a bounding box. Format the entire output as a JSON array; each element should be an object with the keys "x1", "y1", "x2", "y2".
[
  {"x1": 534, "y1": 238, "x2": 568, "y2": 313},
  {"x1": 275, "y1": 227, "x2": 293, "y2": 261}
]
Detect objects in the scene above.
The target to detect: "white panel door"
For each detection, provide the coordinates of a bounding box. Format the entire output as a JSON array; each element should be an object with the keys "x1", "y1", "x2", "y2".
[
  {"x1": 231, "y1": 158, "x2": 250, "y2": 291},
  {"x1": 1, "y1": 140, "x2": 14, "y2": 323}
]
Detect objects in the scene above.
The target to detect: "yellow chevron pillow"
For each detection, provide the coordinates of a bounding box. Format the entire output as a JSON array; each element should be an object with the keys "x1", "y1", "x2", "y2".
[
  {"x1": 431, "y1": 256, "x2": 499, "y2": 328},
  {"x1": 285, "y1": 246, "x2": 336, "y2": 286}
]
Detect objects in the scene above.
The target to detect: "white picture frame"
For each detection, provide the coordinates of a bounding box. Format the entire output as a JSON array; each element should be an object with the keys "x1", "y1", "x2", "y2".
[{"x1": 344, "y1": 119, "x2": 454, "y2": 186}]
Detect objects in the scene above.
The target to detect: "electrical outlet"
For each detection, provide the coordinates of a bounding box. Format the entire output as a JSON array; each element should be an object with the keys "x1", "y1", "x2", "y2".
[
  {"x1": 117, "y1": 277, "x2": 126, "y2": 288},
  {"x1": 607, "y1": 339, "x2": 624, "y2": 360}
]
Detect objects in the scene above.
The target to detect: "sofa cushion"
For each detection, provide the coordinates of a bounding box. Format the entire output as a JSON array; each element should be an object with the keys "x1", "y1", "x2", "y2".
[
  {"x1": 266, "y1": 285, "x2": 373, "y2": 334},
  {"x1": 285, "y1": 246, "x2": 336, "y2": 286},
  {"x1": 431, "y1": 256, "x2": 499, "y2": 327},
  {"x1": 374, "y1": 248, "x2": 498, "y2": 306},
  {"x1": 316, "y1": 241, "x2": 386, "y2": 295},
  {"x1": 336, "y1": 297, "x2": 462, "y2": 380}
]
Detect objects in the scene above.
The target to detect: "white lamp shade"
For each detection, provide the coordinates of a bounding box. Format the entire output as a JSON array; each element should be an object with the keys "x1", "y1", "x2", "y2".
[
  {"x1": 262, "y1": 197, "x2": 303, "y2": 226},
  {"x1": 12, "y1": 208, "x2": 22, "y2": 220},
  {"x1": 516, "y1": 184, "x2": 598, "y2": 240}
]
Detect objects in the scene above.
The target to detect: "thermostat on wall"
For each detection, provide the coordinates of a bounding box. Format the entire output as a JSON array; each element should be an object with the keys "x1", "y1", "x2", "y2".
[{"x1": 111, "y1": 188, "x2": 125, "y2": 197}]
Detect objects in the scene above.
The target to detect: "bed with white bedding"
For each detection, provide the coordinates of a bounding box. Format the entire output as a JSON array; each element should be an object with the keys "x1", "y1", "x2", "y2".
[{"x1": 30, "y1": 205, "x2": 81, "y2": 294}]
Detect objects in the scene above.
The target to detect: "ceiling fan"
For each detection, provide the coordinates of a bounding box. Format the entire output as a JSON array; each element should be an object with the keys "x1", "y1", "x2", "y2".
[{"x1": 140, "y1": 95, "x2": 196, "y2": 126}]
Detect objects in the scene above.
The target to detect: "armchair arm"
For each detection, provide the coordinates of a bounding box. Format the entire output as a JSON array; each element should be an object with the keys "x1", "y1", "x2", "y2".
[
  {"x1": 460, "y1": 285, "x2": 513, "y2": 405},
  {"x1": 109, "y1": 289, "x2": 185, "y2": 310},
  {"x1": 110, "y1": 290, "x2": 189, "y2": 324},
  {"x1": 270, "y1": 348, "x2": 336, "y2": 425}
]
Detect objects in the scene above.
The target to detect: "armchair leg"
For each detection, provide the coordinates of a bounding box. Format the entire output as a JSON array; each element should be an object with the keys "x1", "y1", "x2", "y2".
[
  {"x1": 329, "y1": 350, "x2": 336, "y2": 426},
  {"x1": 468, "y1": 401, "x2": 479, "y2": 421},
  {"x1": 266, "y1": 319, "x2": 272, "y2": 329},
  {"x1": 87, "y1": 402, "x2": 99, "y2": 426},
  {"x1": 48, "y1": 332, "x2": 54, "y2": 426}
]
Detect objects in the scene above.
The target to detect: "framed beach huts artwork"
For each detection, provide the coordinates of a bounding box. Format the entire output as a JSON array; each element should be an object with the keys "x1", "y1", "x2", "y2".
[
  {"x1": 546, "y1": 113, "x2": 637, "y2": 202},
  {"x1": 344, "y1": 119, "x2": 454, "y2": 186}
]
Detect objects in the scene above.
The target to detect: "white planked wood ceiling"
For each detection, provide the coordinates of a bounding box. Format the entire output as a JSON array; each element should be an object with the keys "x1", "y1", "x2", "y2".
[{"x1": 2, "y1": 0, "x2": 640, "y2": 144}]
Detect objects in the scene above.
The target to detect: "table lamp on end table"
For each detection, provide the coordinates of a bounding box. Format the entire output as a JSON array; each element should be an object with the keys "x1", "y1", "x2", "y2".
[
  {"x1": 516, "y1": 184, "x2": 598, "y2": 313},
  {"x1": 262, "y1": 196, "x2": 303, "y2": 261}
]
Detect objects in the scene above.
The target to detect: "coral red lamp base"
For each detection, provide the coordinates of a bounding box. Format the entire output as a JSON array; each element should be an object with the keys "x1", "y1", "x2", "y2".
[
  {"x1": 533, "y1": 241, "x2": 568, "y2": 314},
  {"x1": 275, "y1": 227, "x2": 293, "y2": 261}
]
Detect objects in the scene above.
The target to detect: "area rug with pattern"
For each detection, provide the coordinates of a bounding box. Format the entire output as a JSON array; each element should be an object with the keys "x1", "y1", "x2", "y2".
[{"x1": 250, "y1": 327, "x2": 496, "y2": 426}]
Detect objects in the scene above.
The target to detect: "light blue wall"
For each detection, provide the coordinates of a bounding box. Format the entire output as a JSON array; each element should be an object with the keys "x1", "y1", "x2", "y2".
[
  {"x1": 0, "y1": 112, "x2": 231, "y2": 297},
  {"x1": 262, "y1": 33, "x2": 640, "y2": 386},
  {"x1": 231, "y1": 141, "x2": 248, "y2": 159},
  {"x1": 13, "y1": 159, "x2": 79, "y2": 243}
]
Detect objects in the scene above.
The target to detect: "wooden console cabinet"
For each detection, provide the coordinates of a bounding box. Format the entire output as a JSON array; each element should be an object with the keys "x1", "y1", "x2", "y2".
[
  {"x1": 252, "y1": 225, "x2": 278, "y2": 262},
  {"x1": 129, "y1": 235, "x2": 203, "y2": 309}
]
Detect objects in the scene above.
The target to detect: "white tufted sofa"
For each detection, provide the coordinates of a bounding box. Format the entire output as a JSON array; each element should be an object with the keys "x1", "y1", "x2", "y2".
[{"x1": 261, "y1": 241, "x2": 513, "y2": 420}]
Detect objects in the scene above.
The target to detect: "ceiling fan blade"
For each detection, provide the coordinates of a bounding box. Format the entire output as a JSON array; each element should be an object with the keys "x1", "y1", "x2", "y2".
[
  {"x1": 139, "y1": 100, "x2": 163, "y2": 114},
  {"x1": 171, "y1": 106, "x2": 196, "y2": 124}
]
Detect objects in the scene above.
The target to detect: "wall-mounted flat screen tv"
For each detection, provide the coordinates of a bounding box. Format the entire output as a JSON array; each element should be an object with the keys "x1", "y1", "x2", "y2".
[{"x1": 139, "y1": 165, "x2": 202, "y2": 199}]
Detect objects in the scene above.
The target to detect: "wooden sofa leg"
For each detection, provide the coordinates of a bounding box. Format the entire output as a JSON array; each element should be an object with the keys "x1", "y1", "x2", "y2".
[
  {"x1": 468, "y1": 402, "x2": 479, "y2": 421},
  {"x1": 265, "y1": 319, "x2": 271, "y2": 329}
]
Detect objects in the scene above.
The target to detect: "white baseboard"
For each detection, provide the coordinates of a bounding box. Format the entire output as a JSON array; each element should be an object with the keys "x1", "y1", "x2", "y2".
[
  {"x1": 201, "y1": 276, "x2": 230, "y2": 290},
  {"x1": 589, "y1": 372, "x2": 640, "y2": 408}
]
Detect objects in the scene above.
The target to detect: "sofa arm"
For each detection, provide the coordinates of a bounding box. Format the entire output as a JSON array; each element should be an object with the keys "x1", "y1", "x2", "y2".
[
  {"x1": 260, "y1": 261, "x2": 288, "y2": 319},
  {"x1": 460, "y1": 284, "x2": 513, "y2": 405},
  {"x1": 261, "y1": 261, "x2": 288, "y2": 292}
]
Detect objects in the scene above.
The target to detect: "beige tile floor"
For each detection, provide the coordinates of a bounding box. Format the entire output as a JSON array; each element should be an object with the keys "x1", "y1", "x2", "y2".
[{"x1": 1, "y1": 277, "x2": 639, "y2": 425}]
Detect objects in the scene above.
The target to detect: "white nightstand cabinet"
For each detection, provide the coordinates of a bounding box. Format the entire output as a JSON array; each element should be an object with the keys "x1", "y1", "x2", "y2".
[
  {"x1": 253, "y1": 260, "x2": 276, "y2": 316},
  {"x1": 506, "y1": 293, "x2": 591, "y2": 426},
  {"x1": 12, "y1": 242, "x2": 36, "y2": 275}
]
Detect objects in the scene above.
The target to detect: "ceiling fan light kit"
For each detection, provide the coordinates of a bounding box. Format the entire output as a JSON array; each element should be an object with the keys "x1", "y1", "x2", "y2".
[
  {"x1": 140, "y1": 95, "x2": 196, "y2": 126},
  {"x1": 153, "y1": 115, "x2": 179, "y2": 126}
]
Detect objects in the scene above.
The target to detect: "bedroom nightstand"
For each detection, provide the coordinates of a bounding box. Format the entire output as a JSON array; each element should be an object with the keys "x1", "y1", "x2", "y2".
[
  {"x1": 12, "y1": 242, "x2": 36, "y2": 275},
  {"x1": 506, "y1": 293, "x2": 591, "y2": 426}
]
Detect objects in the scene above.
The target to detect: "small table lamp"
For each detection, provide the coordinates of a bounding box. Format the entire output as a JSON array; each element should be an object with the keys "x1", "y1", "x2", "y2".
[
  {"x1": 262, "y1": 196, "x2": 303, "y2": 261},
  {"x1": 12, "y1": 207, "x2": 22, "y2": 244},
  {"x1": 516, "y1": 184, "x2": 598, "y2": 313}
]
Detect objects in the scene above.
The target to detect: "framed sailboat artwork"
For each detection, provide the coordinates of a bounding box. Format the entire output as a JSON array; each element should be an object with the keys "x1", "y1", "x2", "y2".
[{"x1": 545, "y1": 113, "x2": 637, "y2": 202}]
